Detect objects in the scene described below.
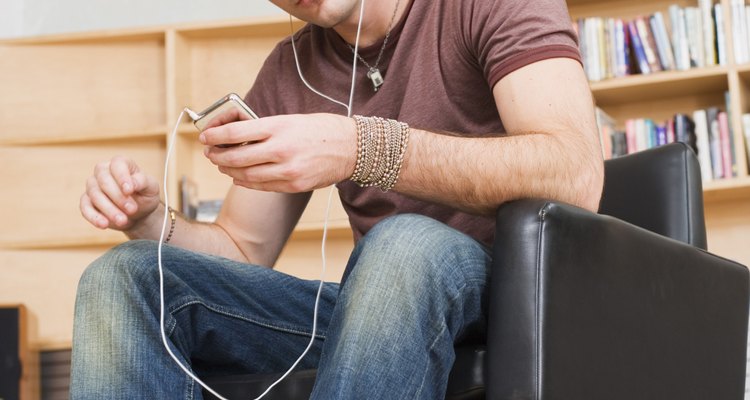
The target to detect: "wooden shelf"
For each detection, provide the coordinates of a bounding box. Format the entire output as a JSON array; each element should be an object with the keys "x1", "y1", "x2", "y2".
[
  {"x1": 0, "y1": 127, "x2": 166, "y2": 146},
  {"x1": 703, "y1": 176, "x2": 750, "y2": 203},
  {"x1": 591, "y1": 67, "x2": 730, "y2": 105}
]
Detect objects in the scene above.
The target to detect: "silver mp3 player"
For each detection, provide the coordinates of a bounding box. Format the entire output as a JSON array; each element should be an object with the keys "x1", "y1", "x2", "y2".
[{"x1": 185, "y1": 93, "x2": 258, "y2": 131}]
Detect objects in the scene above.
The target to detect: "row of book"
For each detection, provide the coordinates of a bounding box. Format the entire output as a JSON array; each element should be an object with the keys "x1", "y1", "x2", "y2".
[
  {"x1": 597, "y1": 107, "x2": 750, "y2": 183},
  {"x1": 577, "y1": 0, "x2": 726, "y2": 82}
]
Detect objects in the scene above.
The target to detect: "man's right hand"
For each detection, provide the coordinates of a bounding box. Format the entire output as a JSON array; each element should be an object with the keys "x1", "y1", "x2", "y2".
[{"x1": 80, "y1": 156, "x2": 161, "y2": 233}]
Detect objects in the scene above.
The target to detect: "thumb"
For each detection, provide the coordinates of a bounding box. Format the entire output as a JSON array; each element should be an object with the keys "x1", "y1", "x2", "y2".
[{"x1": 131, "y1": 171, "x2": 160, "y2": 198}]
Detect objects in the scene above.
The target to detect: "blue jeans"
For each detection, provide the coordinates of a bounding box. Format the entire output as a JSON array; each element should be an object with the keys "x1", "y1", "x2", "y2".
[{"x1": 70, "y1": 214, "x2": 491, "y2": 399}]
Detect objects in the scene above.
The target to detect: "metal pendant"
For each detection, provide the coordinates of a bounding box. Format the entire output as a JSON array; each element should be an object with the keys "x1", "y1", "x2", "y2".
[{"x1": 367, "y1": 68, "x2": 384, "y2": 92}]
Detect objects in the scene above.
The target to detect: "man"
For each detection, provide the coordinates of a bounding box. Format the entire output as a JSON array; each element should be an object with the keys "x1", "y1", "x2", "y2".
[{"x1": 72, "y1": 0, "x2": 604, "y2": 398}]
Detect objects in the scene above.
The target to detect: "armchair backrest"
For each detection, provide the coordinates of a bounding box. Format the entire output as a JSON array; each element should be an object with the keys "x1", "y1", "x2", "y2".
[{"x1": 598, "y1": 142, "x2": 707, "y2": 250}]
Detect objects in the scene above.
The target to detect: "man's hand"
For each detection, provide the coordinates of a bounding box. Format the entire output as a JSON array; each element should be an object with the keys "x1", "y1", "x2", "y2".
[
  {"x1": 200, "y1": 113, "x2": 357, "y2": 193},
  {"x1": 80, "y1": 156, "x2": 161, "y2": 232}
]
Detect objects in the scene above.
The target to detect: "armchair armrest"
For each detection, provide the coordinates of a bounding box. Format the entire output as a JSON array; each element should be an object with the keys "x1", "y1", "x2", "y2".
[{"x1": 486, "y1": 199, "x2": 749, "y2": 400}]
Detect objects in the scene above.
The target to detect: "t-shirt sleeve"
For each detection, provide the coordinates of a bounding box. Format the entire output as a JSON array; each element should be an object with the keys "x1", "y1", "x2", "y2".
[{"x1": 464, "y1": 0, "x2": 582, "y2": 88}]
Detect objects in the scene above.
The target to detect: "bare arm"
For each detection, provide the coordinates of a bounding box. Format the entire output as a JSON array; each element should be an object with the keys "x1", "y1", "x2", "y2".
[
  {"x1": 395, "y1": 58, "x2": 604, "y2": 214},
  {"x1": 80, "y1": 156, "x2": 310, "y2": 266}
]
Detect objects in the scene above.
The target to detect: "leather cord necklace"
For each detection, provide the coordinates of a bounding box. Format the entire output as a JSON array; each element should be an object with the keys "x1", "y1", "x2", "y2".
[{"x1": 347, "y1": 0, "x2": 402, "y2": 92}]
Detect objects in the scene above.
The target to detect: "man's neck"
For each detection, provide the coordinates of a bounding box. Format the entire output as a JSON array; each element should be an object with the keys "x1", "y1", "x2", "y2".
[{"x1": 333, "y1": 0, "x2": 407, "y2": 47}]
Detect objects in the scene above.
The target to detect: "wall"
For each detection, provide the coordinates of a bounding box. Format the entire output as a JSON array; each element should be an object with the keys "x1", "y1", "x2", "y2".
[{"x1": 0, "y1": 0, "x2": 283, "y2": 39}]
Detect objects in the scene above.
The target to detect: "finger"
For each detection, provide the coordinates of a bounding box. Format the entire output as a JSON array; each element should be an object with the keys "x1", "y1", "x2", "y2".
[
  {"x1": 131, "y1": 171, "x2": 160, "y2": 198},
  {"x1": 218, "y1": 163, "x2": 278, "y2": 184},
  {"x1": 231, "y1": 178, "x2": 307, "y2": 194},
  {"x1": 204, "y1": 141, "x2": 278, "y2": 169},
  {"x1": 80, "y1": 193, "x2": 110, "y2": 229},
  {"x1": 200, "y1": 119, "x2": 270, "y2": 147},
  {"x1": 94, "y1": 163, "x2": 131, "y2": 215},
  {"x1": 86, "y1": 176, "x2": 130, "y2": 228},
  {"x1": 201, "y1": 107, "x2": 247, "y2": 131},
  {"x1": 109, "y1": 156, "x2": 138, "y2": 195}
]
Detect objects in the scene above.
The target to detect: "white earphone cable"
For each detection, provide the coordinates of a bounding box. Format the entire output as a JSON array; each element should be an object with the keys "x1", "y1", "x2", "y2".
[{"x1": 157, "y1": 1, "x2": 366, "y2": 398}]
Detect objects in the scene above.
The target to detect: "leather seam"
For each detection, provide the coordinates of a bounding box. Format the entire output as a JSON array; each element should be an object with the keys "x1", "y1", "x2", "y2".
[
  {"x1": 535, "y1": 203, "x2": 551, "y2": 400},
  {"x1": 681, "y1": 145, "x2": 694, "y2": 245}
]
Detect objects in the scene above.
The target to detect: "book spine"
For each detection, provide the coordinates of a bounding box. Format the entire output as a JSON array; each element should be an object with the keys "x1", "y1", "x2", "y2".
[
  {"x1": 686, "y1": 7, "x2": 705, "y2": 68},
  {"x1": 725, "y1": 90, "x2": 738, "y2": 178},
  {"x1": 587, "y1": 18, "x2": 602, "y2": 80},
  {"x1": 607, "y1": 18, "x2": 618, "y2": 80},
  {"x1": 732, "y1": 0, "x2": 748, "y2": 64},
  {"x1": 656, "y1": 124, "x2": 668, "y2": 146},
  {"x1": 677, "y1": 7, "x2": 692, "y2": 70},
  {"x1": 578, "y1": 19, "x2": 589, "y2": 80},
  {"x1": 598, "y1": 18, "x2": 609, "y2": 79},
  {"x1": 693, "y1": 109, "x2": 714, "y2": 183},
  {"x1": 718, "y1": 111, "x2": 733, "y2": 178},
  {"x1": 707, "y1": 107, "x2": 724, "y2": 179},
  {"x1": 625, "y1": 119, "x2": 637, "y2": 154},
  {"x1": 628, "y1": 21, "x2": 651, "y2": 74},
  {"x1": 715, "y1": 3, "x2": 728, "y2": 66},
  {"x1": 651, "y1": 12, "x2": 675, "y2": 71},
  {"x1": 667, "y1": 117, "x2": 676, "y2": 144},
  {"x1": 699, "y1": 0, "x2": 717, "y2": 66},
  {"x1": 635, "y1": 16, "x2": 663, "y2": 71},
  {"x1": 614, "y1": 19, "x2": 628, "y2": 77},
  {"x1": 742, "y1": 114, "x2": 750, "y2": 165}
]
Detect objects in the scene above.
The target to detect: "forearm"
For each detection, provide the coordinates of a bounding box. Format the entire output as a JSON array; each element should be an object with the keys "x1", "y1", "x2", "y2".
[
  {"x1": 394, "y1": 127, "x2": 604, "y2": 215},
  {"x1": 125, "y1": 203, "x2": 250, "y2": 264}
]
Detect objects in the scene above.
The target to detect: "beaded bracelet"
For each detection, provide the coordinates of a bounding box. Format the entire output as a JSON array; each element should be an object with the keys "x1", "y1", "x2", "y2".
[
  {"x1": 164, "y1": 206, "x2": 176, "y2": 244},
  {"x1": 350, "y1": 115, "x2": 410, "y2": 191}
]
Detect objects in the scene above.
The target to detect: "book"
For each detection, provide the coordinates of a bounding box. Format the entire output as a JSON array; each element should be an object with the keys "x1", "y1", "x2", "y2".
[
  {"x1": 180, "y1": 175, "x2": 199, "y2": 220},
  {"x1": 693, "y1": 109, "x2": 715, "y2": 182},
  {"x1": 742, "y1": 114, "x2": 750, "y2": 167},
  {"x1": 699, "y1": 0, "x2": 717, "y2": 66},
  {"x1": 674, "y1": 6, "x2": 692, "y2": 70},
  {"x1": 706, "y1": 107, "x2": 724, "y2": 179},
  {"x1": 635, "y1": 16, "x2": 663, "y2": 72},
  {"x1": 595, "y1": 107, "x2": 616, "y2": 159},
  {"x1": 650, "y1": 12, "x2": 675, "y2": 71},
  {"x1": 674, "y1": 113, "x2": 698, "y2": 154},
  {"x1": 725, "y1": 91, "x2": 738, "y2": 178},
  {"x1": 615, "y1": 18, "x2": 630, "y2": 77},
  {"x1": 718, "y1": 111, "x2": 734, "y2": 178},
  {"x1": 656, "y1": 124, "x2": 668, "y2": 146},
  {"x1": 685, "y1": 7, "x2": 705, "y2": 68},
  {"x1": 731, "y1": 0, "x2": 748, "y2": 64},
  {"x1": 612, "y1": 131, "x2": 629, "y2": 157},
  {"x1": 628, "y1": 21, "x2": 651, "y2": 74},
  {"x1": 625, "y1": 119, "x2": 638, "y2": 154},
  {"x1": 715, "y1": 3, "x2": 728, "y2": 65}
]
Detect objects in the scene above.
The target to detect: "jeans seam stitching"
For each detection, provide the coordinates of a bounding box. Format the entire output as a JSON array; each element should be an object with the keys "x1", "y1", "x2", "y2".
[{"x1": 170, "y1": 298, "x2": 326, "y2": 339}]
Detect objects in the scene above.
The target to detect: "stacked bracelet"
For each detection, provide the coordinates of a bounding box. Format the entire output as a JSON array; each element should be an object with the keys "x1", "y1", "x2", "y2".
[
  {"x1": 350, "y1": 115, "x2": 410, "y2": 191},
  {"x1": 164, "y1": 206, "x2": 176, "y2": 244}
]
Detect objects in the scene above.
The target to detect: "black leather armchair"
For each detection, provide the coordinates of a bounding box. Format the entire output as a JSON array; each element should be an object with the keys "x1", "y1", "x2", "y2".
[{"x1": 204, "y1": 142, "x2": 749, "y2": 399}]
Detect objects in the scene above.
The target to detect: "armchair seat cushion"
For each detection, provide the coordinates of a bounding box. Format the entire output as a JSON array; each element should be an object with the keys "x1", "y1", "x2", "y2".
[{"x1": 202, "y1": 345, "x2": 487, "y2": 400}]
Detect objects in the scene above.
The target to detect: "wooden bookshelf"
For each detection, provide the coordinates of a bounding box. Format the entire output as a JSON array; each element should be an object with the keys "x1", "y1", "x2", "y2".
[
  {"x1": 570, "y1": 0, "x2": 750, "y2": 269},
  {"x1": 1, "y1": 3, "x2": 749, "y2": 353}
]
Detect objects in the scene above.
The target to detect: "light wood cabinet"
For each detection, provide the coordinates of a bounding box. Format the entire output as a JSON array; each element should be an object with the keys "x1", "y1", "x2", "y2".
[{"x1": 0, "y1": 17, "x2": 352, "y2": 351}]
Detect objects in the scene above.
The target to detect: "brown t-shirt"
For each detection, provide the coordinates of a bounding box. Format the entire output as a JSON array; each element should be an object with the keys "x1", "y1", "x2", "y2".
[{"x1": 245, "y1": 0, "x2": 581, "y2": 247}]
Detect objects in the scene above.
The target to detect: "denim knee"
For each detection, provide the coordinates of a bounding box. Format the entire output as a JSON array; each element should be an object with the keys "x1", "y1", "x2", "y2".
[
  {"x1": 341, "y1": 213, "x2": 490, "y2": 319},
  {"x1": 350, "y1": 214, "x2": 488, "y2": 280},
  {"x1": 77, "y1": 239, "x2": 160, "y2": 304}
]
